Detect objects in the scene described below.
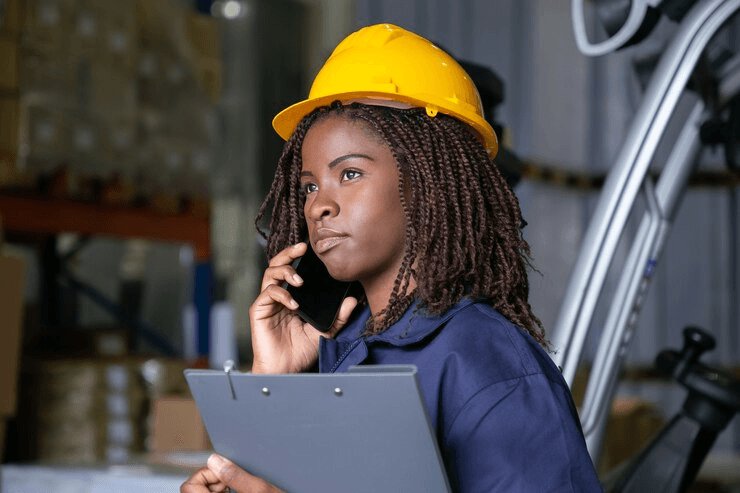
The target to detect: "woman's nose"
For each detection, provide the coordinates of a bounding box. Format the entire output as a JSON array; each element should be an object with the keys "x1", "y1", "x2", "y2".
[{"x1": 306, "y1": 190, "x2": 339, "y2": 221}]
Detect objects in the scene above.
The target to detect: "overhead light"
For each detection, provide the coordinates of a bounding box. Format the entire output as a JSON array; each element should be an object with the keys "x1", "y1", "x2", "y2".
[{"x1": 214, "y1": 0, "x2": 247, "y2": 20}]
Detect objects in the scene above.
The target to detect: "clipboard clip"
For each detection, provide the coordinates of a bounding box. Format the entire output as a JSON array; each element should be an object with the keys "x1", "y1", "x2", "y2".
[{"x1": 224, "y1": 359, "x2": 236, "y2": 400}]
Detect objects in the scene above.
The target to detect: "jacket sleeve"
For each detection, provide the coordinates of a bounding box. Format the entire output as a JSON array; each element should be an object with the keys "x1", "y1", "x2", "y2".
[{"x1": 442, "y1": 372, "x2": 604, "y2": 493}]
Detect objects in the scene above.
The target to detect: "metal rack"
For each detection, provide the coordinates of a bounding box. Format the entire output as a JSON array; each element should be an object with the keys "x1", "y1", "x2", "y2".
[{"x1": 0, "y1": 191, "x2": 212, "y2": 356}]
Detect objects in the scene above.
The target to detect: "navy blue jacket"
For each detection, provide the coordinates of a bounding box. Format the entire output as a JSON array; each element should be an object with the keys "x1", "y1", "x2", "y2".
[{"x1": 318, "y1": 298, "x2": 603, "y2": 492}]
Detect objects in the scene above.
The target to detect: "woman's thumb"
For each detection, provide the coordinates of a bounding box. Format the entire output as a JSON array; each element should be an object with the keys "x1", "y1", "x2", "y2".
[
  {"x1": 208, "y1": 454, "x2": 285, "y2": 492},
  {"x1": 326, "y1": 296, "x2": 359, "y2": 338}
]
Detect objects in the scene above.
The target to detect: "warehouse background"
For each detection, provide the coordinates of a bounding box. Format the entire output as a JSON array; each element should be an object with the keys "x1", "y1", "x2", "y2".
[{"x1": 1, "y1": 0, "x2": 739, "y2": 489}]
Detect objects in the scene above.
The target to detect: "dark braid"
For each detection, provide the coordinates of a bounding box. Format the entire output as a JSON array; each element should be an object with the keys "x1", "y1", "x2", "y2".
[{"x1": 255, "y1": 102, "x2": 547, "y2": 347}]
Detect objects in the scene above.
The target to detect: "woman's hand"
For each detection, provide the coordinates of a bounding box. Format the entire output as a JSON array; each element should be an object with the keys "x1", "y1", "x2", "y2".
[
  {"x1": 248, "y1": 242, "x2": 358, "y2": 374},
  {"x1": 181, "y1": 453, "x2": 284, "y2": 493}
]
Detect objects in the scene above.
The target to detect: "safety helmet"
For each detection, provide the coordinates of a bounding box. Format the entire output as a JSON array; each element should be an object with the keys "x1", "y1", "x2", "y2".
[{"x1": 272, "y1": 23, "x2": 499, "y2": 158}]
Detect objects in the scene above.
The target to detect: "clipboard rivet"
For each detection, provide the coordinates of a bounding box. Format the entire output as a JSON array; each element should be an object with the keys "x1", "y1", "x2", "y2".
[
  {"x1": 334, "y1": 387, "x2": 343, "y2": 396},
  {"x1": 261, "y1": 387, "x2": 270, "y2": 396}
]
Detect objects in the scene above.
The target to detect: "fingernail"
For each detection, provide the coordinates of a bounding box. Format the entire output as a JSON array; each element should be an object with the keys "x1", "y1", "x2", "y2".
[
  {"x1": 292, "y1": 273, "x2": 303, "y2": 284},
  {"x1": 208, "y1": 453, "x2": 227, "y2": 471},
  {"x1": 290, "y1": 299, "x2": 299, "y2": 309}
]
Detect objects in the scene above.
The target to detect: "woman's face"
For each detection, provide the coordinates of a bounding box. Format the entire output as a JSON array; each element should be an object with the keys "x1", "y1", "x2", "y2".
[{"x1": 300, "y1": 115, "x2": 407, "y2": 296}]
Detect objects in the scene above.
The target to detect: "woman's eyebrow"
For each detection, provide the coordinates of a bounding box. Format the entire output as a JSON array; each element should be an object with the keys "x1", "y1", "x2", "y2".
[
  {"x1": 300, "y1": 153, "x2": 374, "y2": 177},
  {"x1": 328, "y1": 153, "x2": 374, "y2": 169}
]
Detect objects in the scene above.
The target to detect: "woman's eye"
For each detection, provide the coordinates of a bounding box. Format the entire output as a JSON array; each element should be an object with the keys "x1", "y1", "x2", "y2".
[
  {"x1": 341, "y1": 169, "x2": 361, "y2": 181},
  {"x1": 301, "y1": 183, "x2": 317, "y2": 195}
]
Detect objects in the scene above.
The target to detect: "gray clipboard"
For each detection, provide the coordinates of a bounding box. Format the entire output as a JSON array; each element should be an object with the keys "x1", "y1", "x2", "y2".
[{"x1": 184, "y1": 364, "x2": 451, "y2": 493}]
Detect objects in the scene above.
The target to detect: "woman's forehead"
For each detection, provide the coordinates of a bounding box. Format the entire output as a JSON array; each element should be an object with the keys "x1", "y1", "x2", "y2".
[{"x1": 304, "y1": 113, "x2": 386, "y2": 151}]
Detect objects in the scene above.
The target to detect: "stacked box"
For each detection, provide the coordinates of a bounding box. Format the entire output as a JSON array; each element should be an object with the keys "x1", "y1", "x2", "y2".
[
  {"x1": 92, "y1": 1, "x2": 137, "y2": 72},
  {"x1": 0, "y1": 37, "x2": 20, "y2": 92},
  {"x1": 22, "y1": 0, "x2": 76, "y2": 56},
  {"x1": 139, "y1": 357, "x2": 188, "y2": 399},
  {"x1": 0, "y1": 99, "x2": 19, "y2": 150},
  {"x1": 8, "y1": 0, "x2": 137, "y2": 189},
  {"x1": 133, "y1": 0, "x2": 220, "y2": 202},
  {"x1": 76, "y1": 0, "x2": 137, "y2": 183},
  {"x1": 18, "y1": 357, "x2": 149, "y2": 464},
  {"x1": 16, "y1": 102, "x2": 66, "y2": 178},
  {"x1": 0, "y1": 98, "x2": 20, "y2": 185},
  {"x1": 149, "y1": 396, "x2": 210, "y2": 452},
  {"x1": 16, "y1": 354, "x2": 196, "y2": 462},
  {"x1": 139, "y1": 357, "x2": 205, "y2": 454},
  {"x1": 66, "y1": 109, "x2": 113, "y2": 178},
  {"x1": 69, "y1": 6, "x2": 99, "y2": 59},
  {"x1": 1, "y1": 0, "x2": 25, "y2": 38},
  {"x1": 185, "y1": 10, "x2": 222, "y2": 106},
  {"x1": 136, "y1": 134, "x2": 189, "y2": 194},
  {"x1": 20, "y1": 54, "x2": 79, "y2": 104},
  {"x1": 0, "y1": 28, "x2": 22, "y2": 188},
  {"x1": 65, "y1": 0, "x2": 137, "y2": 71},
  {"x1": 3, "y1": 0, "x2": 221, "y2": 202},
  {"x1": 102, "y1": 363, "x2": 146, "y2": 463}
]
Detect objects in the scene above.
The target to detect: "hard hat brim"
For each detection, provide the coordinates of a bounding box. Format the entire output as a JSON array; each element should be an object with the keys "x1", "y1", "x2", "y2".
[{"x1": 272, "y1": 92, "x2": 499, "y2": 158}]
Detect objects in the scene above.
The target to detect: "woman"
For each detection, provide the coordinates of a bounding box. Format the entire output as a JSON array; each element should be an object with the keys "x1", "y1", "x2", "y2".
[{"x1": 182, "y1": 24, "x2": 602, "y2": 492}]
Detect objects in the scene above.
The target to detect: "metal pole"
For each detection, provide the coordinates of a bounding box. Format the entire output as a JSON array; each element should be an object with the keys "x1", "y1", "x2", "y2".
[{"x1": 729, "y1": 187, "x2": 739, "y2": 452}]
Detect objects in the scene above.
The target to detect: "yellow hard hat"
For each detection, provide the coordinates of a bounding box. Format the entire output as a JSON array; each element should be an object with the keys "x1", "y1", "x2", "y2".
[{"x1": 272, "y1": 23, "x2": 498, "y2": 158}]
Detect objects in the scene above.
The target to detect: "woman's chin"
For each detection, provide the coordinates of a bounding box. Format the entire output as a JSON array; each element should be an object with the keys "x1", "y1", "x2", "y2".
[
  {"x1": 327, "y1": 270, "x2": 356, "y2": 283},
  {"x1": 324, "y1": 264, "x2": 357, "y2": 283}
]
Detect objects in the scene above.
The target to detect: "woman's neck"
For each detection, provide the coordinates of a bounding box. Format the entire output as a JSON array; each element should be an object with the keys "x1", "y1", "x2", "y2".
[{"x1": 361, "y1": 274, "x2": 417, "y2": 315}]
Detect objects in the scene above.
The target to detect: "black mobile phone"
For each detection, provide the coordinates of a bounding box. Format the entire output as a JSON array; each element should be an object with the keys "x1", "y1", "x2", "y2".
[{"x1": 285, "y1": 242, "x2": 354, "y2": 332}]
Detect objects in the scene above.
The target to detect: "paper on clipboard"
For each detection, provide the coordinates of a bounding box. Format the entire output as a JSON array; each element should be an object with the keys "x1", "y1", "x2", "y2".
[{"x1": 184, "y1": 364, "x2": 451, "y2": 493}]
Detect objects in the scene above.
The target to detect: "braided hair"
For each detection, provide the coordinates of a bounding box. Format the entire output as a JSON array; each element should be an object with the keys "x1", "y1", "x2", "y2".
[{"x1": 255, "y1": 101, "x2": 546, "y2": 347}]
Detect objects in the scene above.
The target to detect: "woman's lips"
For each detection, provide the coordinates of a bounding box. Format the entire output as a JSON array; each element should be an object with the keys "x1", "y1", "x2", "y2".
[{"x1": 314, "y1": 235, "x2": 347, "y2": 254}]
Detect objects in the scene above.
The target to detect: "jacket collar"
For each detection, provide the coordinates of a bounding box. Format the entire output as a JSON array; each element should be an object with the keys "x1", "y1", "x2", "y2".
[
  {"x1": 336, "y1": 296, "x2": 480, "y2": 347},
  {"x1": 320, "y1": 297, "x2": 483, "y2": 373}
]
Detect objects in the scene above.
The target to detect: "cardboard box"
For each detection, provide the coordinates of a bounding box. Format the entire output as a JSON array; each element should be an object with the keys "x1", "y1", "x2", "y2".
[
  {"x1": 0, "y1": 417, "x2": 6, "y2": 461},
  {"x1": 22, "y1": 0, "x2": 74, "y2": 55},
  {"x1": 187, "y1": 12, "x2": 221, "y2": 60},
  {"x1": 0, "y1": 38, "x2": 19, "y2": 91},
  {"x1": 18, "y1": 101, "x2": 69, "y2": 162},
  {"x1": 0, "y1": 99, "x2": 20, "y2": 187},
  {"x1": 0, "y1": 149, "x2": 20, "y2": 188},
  {"x1": 100, "y1": 4, "x2": 137, "y2": 72},
  {"x1": 136, "y1": 0, "x2": 186, "y2": 52},
  {"x1": 21, "y1": 54, "x2": 80, "y2": 105},
  {"x1": 1, "y1": 0, "x2": 25, "y2": 37},
  {"x1": 150, "y1": 396, "x2": 210, "y2": 452},
  {"x1": 64, "y1": 112, "x2": 108, "y2": 178},
  {"x1": 0, "y1": 98, "x2": 19, "y2": 152},
  {"x1": 169, "y1": 98, "x2": 216, "y2": 144},
  {"x1": 0, "y1": 245, "x2": 28, "y2": 416},
  {"x1": 89, "y1": 62, "x2": 137, "y2": 122},
  {"x1": 137, "y1": 134, "x2": 191, "y2": 192},
  {"x1": 194, "y1": 57, "x2": 221, "y2": 106},
  {"x1": 140, "y1": 358, "x2": 189, "y2": 398},
  {"x1": 599, "y1": 397, "x2": 666, "y2": 475},
  {"x1": 137, "y1": 48, "x2": 190, "y2": 111},
  {"x1": 15, "y1": 356, "x2": 152, "y2": 462},
  {"x1": 69, "y1": 8, "x2": 101, "y2": 59}
]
